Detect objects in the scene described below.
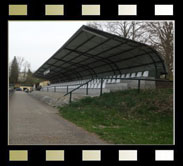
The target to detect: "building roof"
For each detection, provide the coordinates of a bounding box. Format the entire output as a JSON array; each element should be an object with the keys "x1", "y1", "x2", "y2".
[{"x1": 34, "y1": 25, "x2": 168, "y2": 83}]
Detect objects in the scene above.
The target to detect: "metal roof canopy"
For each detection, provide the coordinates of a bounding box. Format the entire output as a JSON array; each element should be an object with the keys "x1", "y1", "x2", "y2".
[{"x1": 34, "y1": 25, "x2": 168, "y2": 83}]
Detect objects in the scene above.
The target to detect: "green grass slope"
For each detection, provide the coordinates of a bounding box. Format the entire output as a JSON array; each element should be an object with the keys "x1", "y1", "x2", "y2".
[{"x1": 59, "y1": 88, "x2": 173, "y2": 144}]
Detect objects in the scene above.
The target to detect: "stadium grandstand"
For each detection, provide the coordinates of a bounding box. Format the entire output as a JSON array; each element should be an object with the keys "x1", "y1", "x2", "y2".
[{"x1": 34, "y1": 25, "x2": 168, "y2": 96}]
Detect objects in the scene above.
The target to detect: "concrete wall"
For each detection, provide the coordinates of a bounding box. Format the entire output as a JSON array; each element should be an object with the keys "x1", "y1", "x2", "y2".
[
  {"x1": 30, "y1": 77, "x2": 157, "y2": 107},
  {"x1": 30, "y1": 91, "x2": 94, "y2": 107},
  {"x1": 41, "y1": 87, "x2": 110, "y2": 96},
  {"x1": 105, "y1": 77, "x2": 156, "y2": 92},
  {"x1": 105, "y1": 83, "x2": 128, "y2": 92},
  {"x1": 41, "y1": 78, "x2": 156, "y2": 94}
]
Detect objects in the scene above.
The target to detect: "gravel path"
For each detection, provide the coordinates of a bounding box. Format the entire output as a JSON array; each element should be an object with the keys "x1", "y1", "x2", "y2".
[{"x1": 9, "y1": 91, "x2": 107, "y2": 145}]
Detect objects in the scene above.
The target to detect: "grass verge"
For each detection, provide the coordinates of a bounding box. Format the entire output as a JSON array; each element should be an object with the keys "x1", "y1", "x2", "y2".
[{"x1": 58, "y1": 88, "x2": 173, "y2": 144}]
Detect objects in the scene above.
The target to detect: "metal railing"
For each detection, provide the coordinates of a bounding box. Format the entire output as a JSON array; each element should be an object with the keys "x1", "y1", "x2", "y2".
[
  {"x1": 63, "y1": 77, "x2": 173, "y2": 103},
  {"x1": 41, "y1": 83, "x2": 82, "y2": 93},
  {"x1": 64, "y1": 79, "x2": 93, "y2": 103}
]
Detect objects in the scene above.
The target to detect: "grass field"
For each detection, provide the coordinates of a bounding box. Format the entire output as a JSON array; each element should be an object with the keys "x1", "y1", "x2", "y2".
[{"x1": 58, "y1": 88, "x2": 173, "y2": 144}]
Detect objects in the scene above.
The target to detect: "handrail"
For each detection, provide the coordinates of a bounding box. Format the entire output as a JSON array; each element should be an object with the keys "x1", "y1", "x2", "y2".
[
  {"x1": 63, "y1": 77, "x2": 172, "y2": 103},
  {"x1": 42, "y1": 82, "x2": 84, "y2": 92},
  {"x1": 49, "y1": 83, "x2": 81, "y2": 87},
  {"x1": 111, "y1": 77, "x2": 173, "y2": 82},
  {"x1": 64, "y1": 79, "x2": 93, "y2": 96}
]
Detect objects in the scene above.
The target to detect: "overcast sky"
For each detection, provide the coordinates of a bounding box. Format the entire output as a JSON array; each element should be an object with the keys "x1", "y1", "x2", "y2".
[{"x1": 9, "y1": 21, "x2": 88, "y2": 72}]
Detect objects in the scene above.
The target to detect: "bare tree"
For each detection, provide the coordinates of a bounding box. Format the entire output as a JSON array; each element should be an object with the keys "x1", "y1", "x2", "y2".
[
  {"x1": 87, "y1": 22, "x2": 105, "y2": 31},
  {"x1": 22, "y1": 61, "x2": 31, "y2": 81},
  {"x1": 87, "y1": 21, "x2": 174, "y2": 79},
  {"x1": 105, "y1": 21, "x2": 134, "y2": 39},
  {"x1": 87, "y1": 21, "x2": 146, "y2": 42},
  {"x1": 15, "y1": 56, "x2": 32, "y2": 82},
  {"x1": 145, "y1": 22, "x2": 174, "y2": 79},
  {"x1": 16, "y1": 56, "x2": 25, "y2": 72}
]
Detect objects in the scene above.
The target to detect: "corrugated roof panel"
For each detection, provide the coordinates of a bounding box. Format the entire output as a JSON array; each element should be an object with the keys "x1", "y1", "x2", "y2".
[{"x1": 34, "y1": 25, "x2": 168, "y2": 83}]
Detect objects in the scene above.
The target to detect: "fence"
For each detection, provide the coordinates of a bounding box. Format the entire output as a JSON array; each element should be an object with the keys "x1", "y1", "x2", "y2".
[
  {"x1": 41, "y1": 83, "x2": 82, "y2": 94},
  {"x1": 40, "y1": 77, "x2": 173, "y2": 103},
  {"x1": 63, "y1": 78, "x2": 173, "y2": 103}
]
